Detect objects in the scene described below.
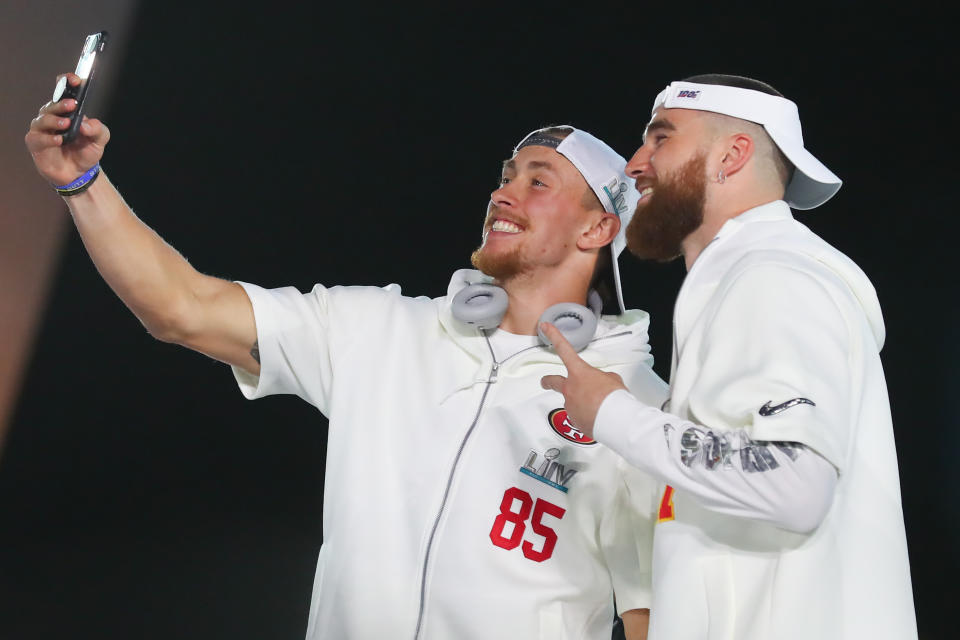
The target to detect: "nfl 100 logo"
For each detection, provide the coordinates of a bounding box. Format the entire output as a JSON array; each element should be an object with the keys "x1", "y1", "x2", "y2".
[{"x1": 676, "y1": 89, "x2": 701, "y2": 100}]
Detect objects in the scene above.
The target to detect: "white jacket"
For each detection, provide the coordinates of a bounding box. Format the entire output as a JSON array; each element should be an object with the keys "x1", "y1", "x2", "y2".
[
  {"x1": 232, "y1": 269, "x2": 668, "y2": 640},
  {"x1": 596, "y1": 201, "x2": 917, "y2": 640}
]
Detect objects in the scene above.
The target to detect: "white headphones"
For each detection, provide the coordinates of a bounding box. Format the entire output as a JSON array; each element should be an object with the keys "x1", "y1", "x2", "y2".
[{"x1": 451, "y1": 283, "x2": 602, "y2": 352}]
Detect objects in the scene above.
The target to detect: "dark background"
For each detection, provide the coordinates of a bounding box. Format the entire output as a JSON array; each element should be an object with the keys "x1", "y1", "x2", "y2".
[{"x1": 1, "y1": 4, "x2": 954, "y2": 639}]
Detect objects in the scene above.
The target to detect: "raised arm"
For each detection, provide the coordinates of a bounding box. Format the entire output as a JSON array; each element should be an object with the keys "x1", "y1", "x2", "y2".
[{"x1": 25, "y1": 73, "x2": 260, "y2": 374}]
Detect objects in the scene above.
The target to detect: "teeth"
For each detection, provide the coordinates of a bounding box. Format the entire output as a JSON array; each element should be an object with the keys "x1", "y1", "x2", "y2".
[
  {"x1": 491, "y1": 219, "x2": 522, "y2": 233},
  {"x1": 639, "y1": 187, "x2": 654, "y2": 199}
]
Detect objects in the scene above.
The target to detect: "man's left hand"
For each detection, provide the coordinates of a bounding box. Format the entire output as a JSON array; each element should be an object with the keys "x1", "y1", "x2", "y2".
[{"x1": 539, "y1": 322, "x2": 628, "y2": 440}]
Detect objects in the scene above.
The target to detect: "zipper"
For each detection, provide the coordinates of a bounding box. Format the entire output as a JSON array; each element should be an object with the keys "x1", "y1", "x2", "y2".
[
  {"x1": 411, "y1": 327, "x2": 633, "y2": 638},
  {"x1": 413, "y1": 332, "x2": 501, "y2": 639}
]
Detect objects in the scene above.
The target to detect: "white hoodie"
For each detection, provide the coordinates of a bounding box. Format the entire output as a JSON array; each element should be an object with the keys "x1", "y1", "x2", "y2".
[
  {"x1": 232, "y1": 269, "x2": 668, "y2": 640},
  {"x1": 595, "y1": 201, "x2": 917, "y2": 640}
]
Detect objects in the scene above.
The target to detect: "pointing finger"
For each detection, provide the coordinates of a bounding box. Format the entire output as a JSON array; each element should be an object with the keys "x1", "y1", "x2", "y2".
[{"x1": 540, "y1": 322, "x2": 584, "y2": 370}]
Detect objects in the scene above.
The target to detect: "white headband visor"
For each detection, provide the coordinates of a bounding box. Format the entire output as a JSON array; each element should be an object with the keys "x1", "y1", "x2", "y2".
[{"x1": 653, "y1": 81, "x2": 841, "y2": 210}]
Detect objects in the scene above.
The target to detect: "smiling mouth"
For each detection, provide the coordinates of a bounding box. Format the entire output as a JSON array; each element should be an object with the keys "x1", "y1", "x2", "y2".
[
  {"x1": 637, "y1": 186, "x2": 654, "y2": 201},
  {"x1": 490, "y1": 218, "x2": 523, "y2": 234}
]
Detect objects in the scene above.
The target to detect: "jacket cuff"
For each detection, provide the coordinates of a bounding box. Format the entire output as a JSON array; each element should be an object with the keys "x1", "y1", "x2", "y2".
[{"x1": 594, "y1": 389, "x2": 663, "y2": 470}]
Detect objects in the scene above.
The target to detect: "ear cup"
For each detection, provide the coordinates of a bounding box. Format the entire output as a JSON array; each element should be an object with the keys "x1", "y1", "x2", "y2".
[
  {"x1": 451, "y1": 283, "x2": 509, "y2": 330},
  {"x1": 537, "y1": 302, "x2": 599, "y2": 352}
]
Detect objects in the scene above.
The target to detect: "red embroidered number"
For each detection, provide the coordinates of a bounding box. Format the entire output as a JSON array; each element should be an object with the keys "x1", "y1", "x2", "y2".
[
  {"x1": 489, "y1": 487, "x2": 566, "y2": 562},
  {"x1": 489, "y1": 487, "x2": 532, "y2": 550}
]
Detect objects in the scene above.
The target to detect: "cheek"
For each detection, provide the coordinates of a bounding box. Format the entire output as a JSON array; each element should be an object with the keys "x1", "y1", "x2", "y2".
[
  {"x1": 650, "y1": 150, "x2": 671, "y2": 174},
  {"x1": 651, "y1": 142, "x2": 687, "y2": 172},
  {"x1": 523, "y1": 202, "x2": 558, "y2": 232}
]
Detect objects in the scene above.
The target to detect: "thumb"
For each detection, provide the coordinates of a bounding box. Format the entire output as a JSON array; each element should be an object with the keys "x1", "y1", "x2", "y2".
[{"x1": 540, "y1": 374, "x2": 567, "y2": 393}]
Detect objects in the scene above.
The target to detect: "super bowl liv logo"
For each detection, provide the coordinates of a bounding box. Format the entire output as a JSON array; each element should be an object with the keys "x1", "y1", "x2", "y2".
[
  {"x1": 601, "y1": 175, "x2": 630, "y2": 216},
  {"x1": 519, "y1": 447, "x2": 578, "y2": 493}
]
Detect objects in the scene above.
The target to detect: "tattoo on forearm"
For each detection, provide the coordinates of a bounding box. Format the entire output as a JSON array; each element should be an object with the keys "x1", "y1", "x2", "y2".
[{"x1": 250, "y1": 340, "x2": 260, "y2": 364}]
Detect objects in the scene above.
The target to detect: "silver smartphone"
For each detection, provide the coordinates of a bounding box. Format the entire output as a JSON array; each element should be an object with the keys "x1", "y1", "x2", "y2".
[{"x1": 52, "y1": 31, "x2": 109, "y2": 144}]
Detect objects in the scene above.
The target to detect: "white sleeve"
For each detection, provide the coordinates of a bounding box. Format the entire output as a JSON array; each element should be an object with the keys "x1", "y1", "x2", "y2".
[
  {"x1": 684, "y1": 259, "x2": 855, "y2": 470},
  {"x1": 595, "y1": 260, "x2": 856, "y2": 533},
  {"x1": 230, "y1": 281, "x2": 403, "y2": 415},
  {"x1": 230, "y1": 282, "x2": 337, "y2": 413},
  {"x1": 595, "y1": 390, "x2": 837, "y2": 533}
]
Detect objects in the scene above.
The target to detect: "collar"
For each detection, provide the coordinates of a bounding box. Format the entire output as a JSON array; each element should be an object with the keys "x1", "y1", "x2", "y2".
[
  {"x1": 688, "y1": 200, "x2": 794, "y2": 274},
  {"x1": 714, "y1": 199, "x2": 794, "y2": 242}
]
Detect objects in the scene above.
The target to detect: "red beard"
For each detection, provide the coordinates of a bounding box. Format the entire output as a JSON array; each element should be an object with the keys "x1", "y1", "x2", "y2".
[
  {"x1": 626, "y1": 152, "x2": 707, "y2": 262},
  {"x1": 470, "y1": 244, "x2": 527, "y2": 280}
]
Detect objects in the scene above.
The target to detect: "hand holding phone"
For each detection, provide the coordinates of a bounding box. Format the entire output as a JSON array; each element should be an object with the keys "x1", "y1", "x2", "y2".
[
  {"x1": 26, "y1": 31, "x2": 111, "y2": 187},
  {"x1": 52, "y1": 31, "x2": 108, "y2": 144}
]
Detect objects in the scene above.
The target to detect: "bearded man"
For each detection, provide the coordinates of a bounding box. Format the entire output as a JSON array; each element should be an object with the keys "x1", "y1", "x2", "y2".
[
  {"x1": 26, "y1": 73, "x2": 669, "y2": 639},
  {"x1": 540, "y1": 74, "x2": 917, "y2": 640}
]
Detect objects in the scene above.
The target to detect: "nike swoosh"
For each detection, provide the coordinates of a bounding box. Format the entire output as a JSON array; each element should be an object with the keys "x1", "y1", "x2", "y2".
[{"x1": 759, "y1": 398, "x2": 816, "y2": 416}]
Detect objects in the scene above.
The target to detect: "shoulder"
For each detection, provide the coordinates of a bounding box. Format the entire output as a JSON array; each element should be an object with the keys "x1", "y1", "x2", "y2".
[
  {"x1": 717, "y1": 240, "x2": 873, "y2": 331},
  {"x1": 323, "y1": 281, "x2": 436, "y2": 310},
  {"x1": 712, "y1": 254, "x2": 843, "y2": 323}
]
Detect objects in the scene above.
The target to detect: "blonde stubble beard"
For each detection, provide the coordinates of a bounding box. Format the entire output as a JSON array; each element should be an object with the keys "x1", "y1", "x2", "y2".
[{"x1": 470, "y1": 238, "x2": 532, "y2": 282}]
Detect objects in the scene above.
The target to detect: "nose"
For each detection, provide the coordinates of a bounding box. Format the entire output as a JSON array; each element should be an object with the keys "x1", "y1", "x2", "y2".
[
  {"x1": 625, "y1": 145, "x2": 653, "y2": 180},
  {"x1": 490, "y1": 181, "x2": 517, "y2": 209}
]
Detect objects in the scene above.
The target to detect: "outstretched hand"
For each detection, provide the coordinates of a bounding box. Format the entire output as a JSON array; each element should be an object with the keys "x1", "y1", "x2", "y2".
[{"x1": 539, "y1": 322, "x2": 627, "y2": 440}]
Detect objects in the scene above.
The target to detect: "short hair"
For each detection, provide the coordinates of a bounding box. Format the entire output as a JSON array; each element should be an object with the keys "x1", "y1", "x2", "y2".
[{"x1": 682, "y1": 74, "x2": 795, "y2": 188}]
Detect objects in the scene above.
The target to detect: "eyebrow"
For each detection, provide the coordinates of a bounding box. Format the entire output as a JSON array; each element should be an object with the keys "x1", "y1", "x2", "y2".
[
  {"x1": 644, "y1": 118, "x2": 677, "y2": 140},
  {"x1": 527, "y1": 160, "x2": 555, "y2": 171},
  {"x1": 501, "y1": 158, "x2": 557, "y2": 173}
]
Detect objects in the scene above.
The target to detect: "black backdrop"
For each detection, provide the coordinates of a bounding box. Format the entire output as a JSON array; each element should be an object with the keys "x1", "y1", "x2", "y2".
[{"x1": 2, "y1": 4, "x2": 954, "y2": 639}]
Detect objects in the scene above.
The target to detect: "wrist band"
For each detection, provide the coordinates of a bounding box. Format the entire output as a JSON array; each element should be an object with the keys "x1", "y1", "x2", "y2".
[{"x1": 55, "y1": 163, "x2": 101, "y2": 196}]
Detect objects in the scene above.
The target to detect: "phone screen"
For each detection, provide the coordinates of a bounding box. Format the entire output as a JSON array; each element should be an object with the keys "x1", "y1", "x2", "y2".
[{"x1": 75, "y1": 34, "x2": 101, "y2": 80}]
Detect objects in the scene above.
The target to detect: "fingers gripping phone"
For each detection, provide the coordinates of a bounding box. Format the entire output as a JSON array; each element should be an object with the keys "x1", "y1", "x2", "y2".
[{"x1": 52, "y1": 31, "x2": 108, "y2": 144}]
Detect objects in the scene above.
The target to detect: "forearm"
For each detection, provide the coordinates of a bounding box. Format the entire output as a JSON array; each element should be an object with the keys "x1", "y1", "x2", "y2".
[
  {"x1": 26, "y1": 85, "x2": 257, "y2": 371},
  {"x1": 621, "y1": 609, "x2": 649, "y2": 640},
  {"x1": 65, "y1": 171, "x2": 218, "y2": 340},
  {"x1": 595, "y1": 390, "x2": 837, "y2": 533}
]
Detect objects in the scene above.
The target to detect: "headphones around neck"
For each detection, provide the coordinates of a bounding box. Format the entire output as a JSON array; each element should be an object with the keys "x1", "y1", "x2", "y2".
[{"x1": 451, "y1": 282, "x2": 601, "y2": 352}]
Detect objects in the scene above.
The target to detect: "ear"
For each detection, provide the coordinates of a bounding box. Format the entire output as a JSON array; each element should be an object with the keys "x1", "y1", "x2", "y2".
[
  {"x1": 718, "y1": 132, "x2": 755, "y2": 179},
  {"x1": 577, "y1": 213, "x2": 620, "y2": 251}
]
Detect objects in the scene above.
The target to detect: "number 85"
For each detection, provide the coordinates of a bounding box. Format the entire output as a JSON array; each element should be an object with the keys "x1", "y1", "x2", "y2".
[{"x1": 489, "y1": 487, "x2": 566, "y2": 562}]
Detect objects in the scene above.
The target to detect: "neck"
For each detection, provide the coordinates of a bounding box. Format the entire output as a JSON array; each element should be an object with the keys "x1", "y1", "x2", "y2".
[
  {"x1": 681, "y1": 188, "x2": 783, "y2": 270},
  {"x1": 495, "y1": 269, "x2": 592, "y2": 335}
]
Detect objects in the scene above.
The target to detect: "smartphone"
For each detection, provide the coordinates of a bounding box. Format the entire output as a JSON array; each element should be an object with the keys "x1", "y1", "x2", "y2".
[{"x1": 52, "y1": 31, "x2": 109, "y2": 144}]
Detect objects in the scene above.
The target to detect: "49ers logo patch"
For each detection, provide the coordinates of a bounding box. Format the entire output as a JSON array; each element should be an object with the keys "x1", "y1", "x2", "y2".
[{"x1": 548, "y1": 408, "x2": 596, "y2": 446}]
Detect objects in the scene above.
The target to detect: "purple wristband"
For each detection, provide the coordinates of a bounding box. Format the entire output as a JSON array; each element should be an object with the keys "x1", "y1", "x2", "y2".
[{"x1": 55, "y1": 163, "x2": 101, "y2": 196}]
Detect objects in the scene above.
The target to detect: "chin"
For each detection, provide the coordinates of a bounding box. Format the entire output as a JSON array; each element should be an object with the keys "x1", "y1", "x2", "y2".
[{"x1": 470, "y1": 245, "x2": 527, "y2": 280}]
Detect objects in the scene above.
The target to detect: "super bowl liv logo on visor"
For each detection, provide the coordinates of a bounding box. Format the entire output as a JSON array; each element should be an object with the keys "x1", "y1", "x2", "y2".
[{"x1": 601, "y1": 175, "x2": 630, "y2": 216}]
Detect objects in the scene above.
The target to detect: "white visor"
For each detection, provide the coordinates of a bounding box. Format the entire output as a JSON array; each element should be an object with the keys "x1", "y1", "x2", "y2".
[{"x1": 653, "y1": 81, "x2": 841, "y2": 210}]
